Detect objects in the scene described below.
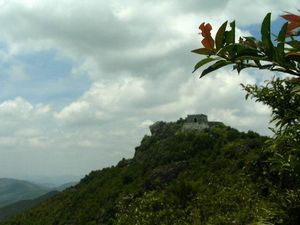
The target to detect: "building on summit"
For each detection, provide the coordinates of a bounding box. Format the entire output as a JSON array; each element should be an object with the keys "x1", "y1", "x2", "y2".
[
  {"x1": 182, "y1": 114, "x2": 209, "y2": 132},
  {"x1": 149, "y1": 114, "x2": 210, "y2": 136}
]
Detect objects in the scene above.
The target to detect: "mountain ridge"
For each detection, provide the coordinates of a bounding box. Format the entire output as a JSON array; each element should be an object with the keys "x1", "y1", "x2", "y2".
[
  {"x1": 0, "y1": 178, "x2": 50, "y2": 208},
  {"x1": 1, "y1": 118, "x2": 277, "y2": 224},
  {"x1": 0, "y1": 179, "x2": 77, "y2": 221}
]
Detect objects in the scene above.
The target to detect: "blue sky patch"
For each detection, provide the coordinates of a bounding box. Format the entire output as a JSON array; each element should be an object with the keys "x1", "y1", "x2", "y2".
[
  {"x1": 242, "y1": 17, "x2": 286, "y2": 39},
  {"x1": 0, "y1": 49, "x2": 91, "y2": 109}
]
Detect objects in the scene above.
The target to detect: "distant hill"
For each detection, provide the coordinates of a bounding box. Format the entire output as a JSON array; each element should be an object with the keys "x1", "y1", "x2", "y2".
[
  {"x1": 0, "y1": 179, "x2": 77, "y2": 221},
  {"x1": 54, "y1": 182, "x2": 78, "y2": 192},
  {"x1": 0, "y1": 191, "x2": 59, "y2": 221},
  {"x1": 1, "y1": 119, "x2": 283, "y2": 225},
  {"x1": 25, "y1": 175, "x2": 82, "y2": 188},
  {"x1": 0, "y1": 178, "x2": 50, "y2": 207}
]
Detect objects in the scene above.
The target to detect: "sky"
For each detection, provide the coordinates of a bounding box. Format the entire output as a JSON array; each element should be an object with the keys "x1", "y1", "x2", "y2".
[{"x1": 0, "y1": 0, "x2": 298, "y2": 179}]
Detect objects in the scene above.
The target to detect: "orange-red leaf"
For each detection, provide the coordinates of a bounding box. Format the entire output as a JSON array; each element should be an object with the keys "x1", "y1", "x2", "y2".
[
  {"x1": 287, "y1": 22, "x2": 300, "y2": 32},
  {"x1": 281, "y1": 13, "x2": 300, "y2": 34},
  {"x1": 199, "y1": 22, "x2": 215, "y2": 50},
  {"x1": 286, "y1": 52, "x2": 300, "y2": 56},
  {"x1": 281, "y1": 13, "x2": 300, "y2": 23}
]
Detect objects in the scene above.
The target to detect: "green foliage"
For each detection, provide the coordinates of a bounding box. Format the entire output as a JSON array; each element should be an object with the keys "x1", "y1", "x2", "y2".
[
  {"x1": 0, "y1": 191, "x2": 59, "y2": 222},
  {"x1": 192, "y1": 11, "x2": 300, "y2": 225},
  {"x1": 243, "y1": 78, "x2": 300, "y2": 225},
  {"x1": 0, "y1": 121, "x2": 272, "y2": 225},
  {"x1": 192, "y1": 12, "x2": 300, "y2": 77}
]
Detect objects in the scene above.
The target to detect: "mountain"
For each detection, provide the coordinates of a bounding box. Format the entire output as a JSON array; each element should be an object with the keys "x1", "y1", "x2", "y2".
[
  {"x1": 25, "y1": 175, "x2": 82, "y2": 188},
  {"x1": 0, "y1": 178, "x2": 50, "y2": 207},
  {"x1": 0, "y1": 180, "x2": 77, "y2": 221},
  {"x1": 54, "y1": 182, "x2": 78, "y2": 192},
  {"x1": 0, "y1": 191, "x2": 59, "y2": 221},
  {"x1": 2, "y1": 118, "x2": 295, "y2": 224}
]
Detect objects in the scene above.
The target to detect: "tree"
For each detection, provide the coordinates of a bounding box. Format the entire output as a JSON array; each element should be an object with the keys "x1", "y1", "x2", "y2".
[{"x1": 192, "y1": 12, "x2": 300, "y2": 224}]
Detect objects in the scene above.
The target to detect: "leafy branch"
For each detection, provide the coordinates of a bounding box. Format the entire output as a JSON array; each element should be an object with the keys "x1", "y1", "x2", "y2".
[{"x1": 192, "y1": 12, "x2": 300, "y2": 78}]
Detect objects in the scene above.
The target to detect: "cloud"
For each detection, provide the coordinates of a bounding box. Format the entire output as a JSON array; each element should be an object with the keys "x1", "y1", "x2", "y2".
[
  {"x1": 0, "y1": 98, "x2": 52, "y2": 150},
  {"x1": 0, "y1": 0, "x2": 294, "y2": 177}
]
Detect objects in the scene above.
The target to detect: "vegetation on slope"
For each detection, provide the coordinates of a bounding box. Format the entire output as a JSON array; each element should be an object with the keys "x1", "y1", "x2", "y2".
[
  {"x1": 2, "y1": 119, "x2": 290, "y2": 225},
  {"x1": 0, "y1": 182, "x2": 77, "y2": 222},
  {"x1": 192, "y1": 11, "x2": 300, "y2": 225},
  {"x1": 0, "y1": 191, "x2": 59, "y2": 221}
]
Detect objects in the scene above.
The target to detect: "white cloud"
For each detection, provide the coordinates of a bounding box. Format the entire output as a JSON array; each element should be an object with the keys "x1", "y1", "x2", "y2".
[
  {"x1": 55, "y1": 101, "x2": 91, "y2": 122},
  {"x1": 222, "y1": 0, "x2": 299, "y2": 25},
  {"x1": 0, "y1": 0, "x2": 292, "y2": 178},
  {"x1": 0, "y1": 97, "x2": 33, "y2": 118}
]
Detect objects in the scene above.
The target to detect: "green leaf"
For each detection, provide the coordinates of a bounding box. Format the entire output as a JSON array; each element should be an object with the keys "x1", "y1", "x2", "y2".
[
  {"x1": 254, "y1": 60, "x2": 262, "y2": 67},
  {"x1": 261, "y1": 13, "x2": 274, "y2": 57},
  {"x1": 233, "y1": 63, "x2": 246, "y2": 73},
  {"x1": 225, "y1": 21, "x2": 235, "y2": 45},
  {"x1": 193, "y1": 57, "x2": 220, "y2": 73},
  {"x1": 245, "y1": 93, "x2": 250, "y2": 100},
  {"x1": 215, "y1": 21, "x2": 228, "y2": 50},
  {"x1": 285, "y1": 54, "x2": 300, "y2": 63},
  {"x1": 234, "y1": 55, "x2": 268, "y2": 61},
  {"x1": 230, "y1": 21, "x2": 235, "y2": 43},
  {"x1": 217, "y1": 43, "x2": 257, "y2": 60},
  {"x1": 277, "y1": 22, "x2": 288, "y2": 43},
  {"x1": 261, "y1": 13, "x2": 271, "y2": 44},
  {"x1": 200, "y1": 60, "x2": 232, "y2": 78},
  {"x1": 217, "y1": 44, "x2": 235, "y2": 58},
  {"x1": 191, "y1": 48, "x2": 212, "y2": 55},
  {"x1": 276, "y1": 22, "x2": 288, "y2": 64},
  {"x1": 241, "y1": 36, "x2": 259, "y2": 49},
  {"x1": 286, "y1": 40, "x2": 300, "y2": 50},
  {"x1": 292, "y1": 84, "x2": 300, "y2": 93},
  {"x1": 234, "y1": 44, "x2": 261, "y2": 57}
]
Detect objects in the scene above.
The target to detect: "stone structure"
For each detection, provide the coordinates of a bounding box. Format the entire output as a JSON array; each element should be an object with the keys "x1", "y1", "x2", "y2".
[
  {"x1": 182, "y1": 114, "x2": 209, "y2": 132},
  {"x1": 149, "y1": 114, "x2": 210, "y2": 136}
]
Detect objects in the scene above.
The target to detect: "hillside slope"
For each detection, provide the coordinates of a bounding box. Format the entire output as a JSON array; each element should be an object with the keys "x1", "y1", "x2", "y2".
[
  {"x1": 0, "y1": 178, "x2": 50, "y2": 207},
  {"x1": 0, "y1": 181, "x2": 77, "y2": 221},
  {"x1": 0, "y1": 191, "x2": 59, "y2": 221},
  {"x1": 2, "y1": 119, "x2": 286, "y2": 225}
]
